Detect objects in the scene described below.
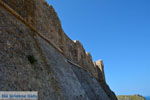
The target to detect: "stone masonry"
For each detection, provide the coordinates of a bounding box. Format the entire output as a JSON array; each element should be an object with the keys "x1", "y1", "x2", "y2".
[{"x1": 0, "y1": 0, "x2": 118, "y2": 100}]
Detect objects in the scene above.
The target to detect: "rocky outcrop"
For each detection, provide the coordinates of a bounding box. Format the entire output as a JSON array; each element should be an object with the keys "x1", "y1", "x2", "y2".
[
  {"x1": 0, "y1": 0, "x2": 117, "y2": 99},
  {"x1": 117, "y1": 95, "x2": 146, "y2": 100}
]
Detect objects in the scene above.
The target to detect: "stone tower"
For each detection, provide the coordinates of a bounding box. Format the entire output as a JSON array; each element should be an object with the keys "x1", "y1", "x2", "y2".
[{"x1": 94, "y1": 60, "x2": 106, "y2": 83}]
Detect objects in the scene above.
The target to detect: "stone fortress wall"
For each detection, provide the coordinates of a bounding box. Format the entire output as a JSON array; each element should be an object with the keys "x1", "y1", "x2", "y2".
[
  {"x1": 0, "y1": 0, "x2": 117, "y2": 99},
  {"x1": 1, "y1": 0, "x2": 105, "y2": 82}
]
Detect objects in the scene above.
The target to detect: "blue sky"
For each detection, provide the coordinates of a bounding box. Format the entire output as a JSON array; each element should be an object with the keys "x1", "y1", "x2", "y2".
[{"x1": 46, "y1": 0, "x2": 150, "y2": 96}]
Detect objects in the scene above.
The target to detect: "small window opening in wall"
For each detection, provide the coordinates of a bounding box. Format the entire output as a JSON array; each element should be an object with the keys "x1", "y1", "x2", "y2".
[{"x1": 27, "y1": 55, "x2": 37, "y2": 64}]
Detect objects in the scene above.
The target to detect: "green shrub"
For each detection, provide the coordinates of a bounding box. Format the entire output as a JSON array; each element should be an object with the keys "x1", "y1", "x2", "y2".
[{"x1": 27, "y1": 55, "x2": 37, "y2": 64}]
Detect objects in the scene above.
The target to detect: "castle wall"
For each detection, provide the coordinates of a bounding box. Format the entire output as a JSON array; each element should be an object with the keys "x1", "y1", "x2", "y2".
[
  {"x1": 0, "y1": 0, "x2": 118, "y2": 100},
  {"x1": 1, "y1": 0, "x2": 98, "y2": 78},
  {"x1": 0, "y1": 4, "x2": 111, "y2": 99}
]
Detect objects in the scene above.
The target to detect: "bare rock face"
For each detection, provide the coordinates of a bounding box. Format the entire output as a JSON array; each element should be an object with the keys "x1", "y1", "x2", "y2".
[{"x1": 0, "y1": 0, "x2": 118, "y2": 100}]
